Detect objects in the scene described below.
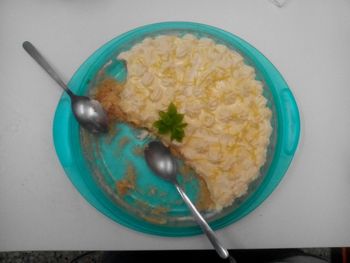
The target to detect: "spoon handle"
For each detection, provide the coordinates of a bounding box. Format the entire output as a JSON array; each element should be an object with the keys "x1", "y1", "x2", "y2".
[
  {"x1": 174, "y1": 183, "x2": 229, "y2": 259},
  {"x1": 22, "y1": 41, "x2": 74, "y2": 97}
]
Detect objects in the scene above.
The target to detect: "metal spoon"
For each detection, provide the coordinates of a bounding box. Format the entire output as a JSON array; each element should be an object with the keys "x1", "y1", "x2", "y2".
[
  {"x1": 23, "y1": 41, "x2": 108, "y2": 134},
  {"x1": 144, "y1": 141, "x2": 230, "y2": 259}
]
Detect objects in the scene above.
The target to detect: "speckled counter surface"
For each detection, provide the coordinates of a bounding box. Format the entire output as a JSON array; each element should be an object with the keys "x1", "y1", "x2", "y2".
[{"x1": 0, "y1": 252, "x2": 103, "y2": 263}]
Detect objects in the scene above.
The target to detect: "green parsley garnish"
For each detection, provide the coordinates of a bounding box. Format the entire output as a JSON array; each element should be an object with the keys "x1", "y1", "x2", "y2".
[{"x1": 153, "y1": 103, "x2": 187, "y2": 142}]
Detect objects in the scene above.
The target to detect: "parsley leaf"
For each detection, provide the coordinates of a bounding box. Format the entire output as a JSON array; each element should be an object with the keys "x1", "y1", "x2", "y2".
[{"x1": 153, "y1": 103, "x2": 187, "y2": 142}]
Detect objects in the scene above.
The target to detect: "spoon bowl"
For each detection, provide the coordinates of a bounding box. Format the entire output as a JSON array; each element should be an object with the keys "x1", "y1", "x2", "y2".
[
  {"x1": 144, "y1": 141, "x2": 177, "y2": 182},
  {"x1": 71, "y1": 95, "x2": 108, "y2": 133}
]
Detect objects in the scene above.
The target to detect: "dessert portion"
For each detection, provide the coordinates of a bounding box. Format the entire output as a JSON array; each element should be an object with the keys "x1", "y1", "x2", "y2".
[{"x1": 95, "y1": 34, "x2": 272, "y2": 211}]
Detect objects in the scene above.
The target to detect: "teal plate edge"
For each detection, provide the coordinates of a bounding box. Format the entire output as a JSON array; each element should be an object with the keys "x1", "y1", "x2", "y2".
[{"x1": 52, "y1": 21, "x2": 301, "y2": 237}]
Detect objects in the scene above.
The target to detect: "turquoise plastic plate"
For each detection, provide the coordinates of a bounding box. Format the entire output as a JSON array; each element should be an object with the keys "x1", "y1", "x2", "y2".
[{"x1": 53, "y1": 22, "x2": 300, "y2": 237}]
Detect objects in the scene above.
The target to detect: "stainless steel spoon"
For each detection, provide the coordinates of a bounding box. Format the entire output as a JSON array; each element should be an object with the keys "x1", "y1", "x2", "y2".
[
  {"x1": 144, "y1": 141, "x2": 230, "y2": 259},
  {"x1": 23, "y1": 41, "x2": 108, "y2": 134}
]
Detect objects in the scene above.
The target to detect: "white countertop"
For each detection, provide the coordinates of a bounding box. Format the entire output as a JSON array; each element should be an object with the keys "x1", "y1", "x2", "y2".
[{"x1": 1, "y1": 0, "x2": 350, "y2": 251}]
